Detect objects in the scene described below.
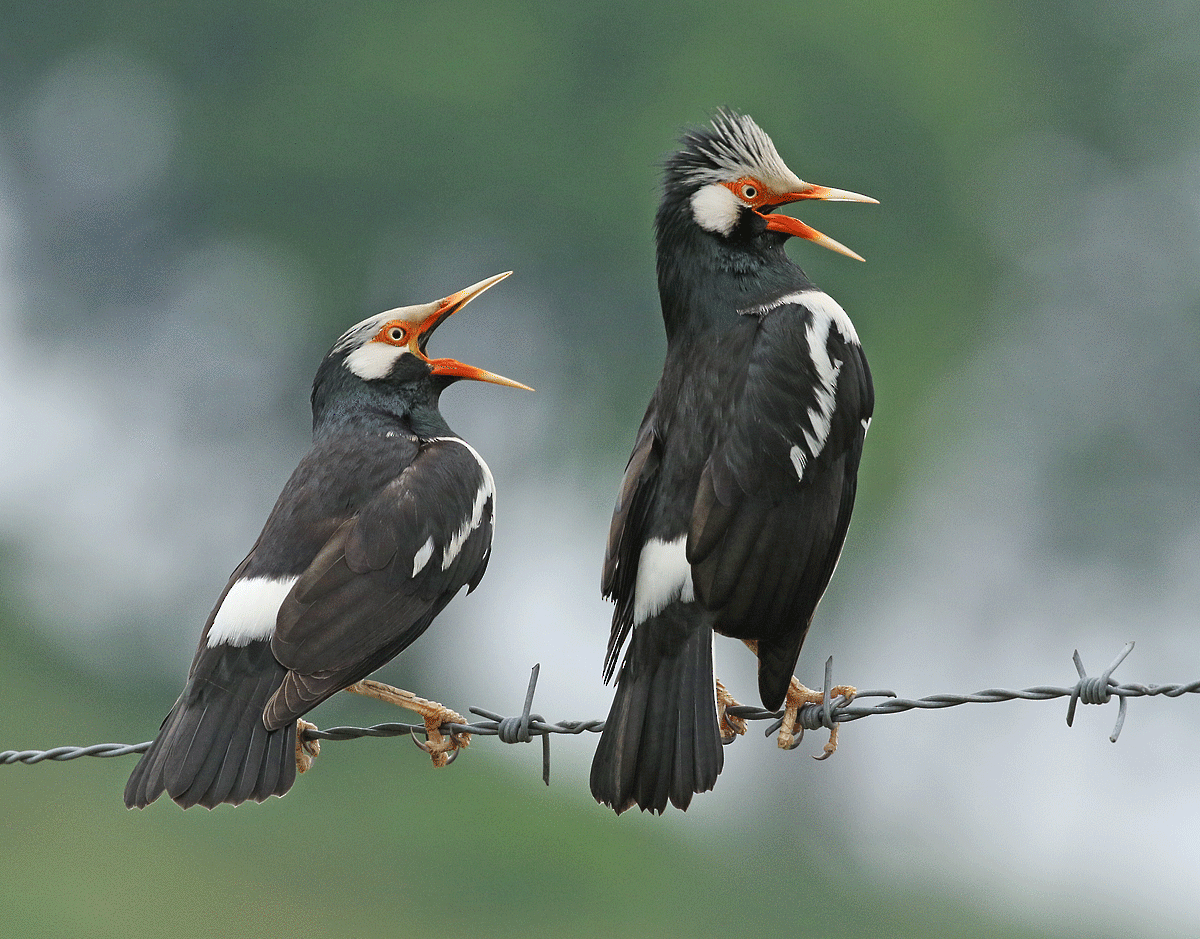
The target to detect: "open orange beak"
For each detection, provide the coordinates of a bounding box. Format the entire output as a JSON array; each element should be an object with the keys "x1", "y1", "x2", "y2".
[
  {"x1": 413, "y1": 271, "x2": 533, "y2": 391},
  {"x1": 758, "y1": 182, "x2": 877, "y2": 262}
]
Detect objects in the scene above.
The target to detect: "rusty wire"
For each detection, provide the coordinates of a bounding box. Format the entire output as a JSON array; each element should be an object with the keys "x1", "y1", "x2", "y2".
[{"x1": 4, "y1": 642, "x2": 1197, "y2": 784}]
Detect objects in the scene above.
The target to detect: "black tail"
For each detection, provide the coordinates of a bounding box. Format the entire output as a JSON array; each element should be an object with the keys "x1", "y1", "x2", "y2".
[
  {"x1": 124, "y1": 641, "x2": 296, "y2": 809},
  {"x1": 590, "y1": 607, "x2": 723, "y2": 814}
]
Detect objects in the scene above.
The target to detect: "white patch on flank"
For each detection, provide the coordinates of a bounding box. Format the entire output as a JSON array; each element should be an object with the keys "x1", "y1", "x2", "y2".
[
  {"x1": 795, "y1": 288, "x2": 860, "y2": 345},
  {"x1": 740, "y1": 290, "x2": 814, "y2": 317},
  {"x1": 206, "y1": 575, "x2": 299, "y2": 648},
  {"x1": 632, "y1": 535, "x2": 695, "y2": 625},
  {"x1": 772, "y1": 290, "x2": 862, "y2": 480},
  {"x1": 741, "y1": 290, "x2": 861, "y2": 347},
  {"x1": 789, "y1": 443, "x2": 807, "y2": 481},
  {"x1": 412, "y1": 535, "x2": 434, "y2": 578},
  {"x1": 343, "y1": 341, "x2": 407, "y2": 380},
  {"x1": 861, "y1": 416, "x2": 872, "y2": 435},
  {"x1": 432, "y1": 437, "x2": 496, "y2": 571},
  {"x1": 690, "y1": 182, "x2": 742, "y2": 236},
  {"x1": 799, "y1": 315, "x2": 843, "y2": 475}
]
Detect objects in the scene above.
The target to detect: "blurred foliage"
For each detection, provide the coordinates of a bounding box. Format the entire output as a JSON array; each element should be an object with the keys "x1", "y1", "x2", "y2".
[
  {"x1": 0, "y1": 0, "x2": 1171, "y2": 935},
  {"x1": 0, "y1": 0, "x2": 1056, "y2": 515}
]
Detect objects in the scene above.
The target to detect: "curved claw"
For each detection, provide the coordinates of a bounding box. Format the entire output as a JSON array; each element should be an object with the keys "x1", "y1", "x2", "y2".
[
  {"x1": 715, "y1": 677, "x2": 747, "y2": 743},
  {"x1": 409, "y1": 725, "x2": 468, "y2": 768},
  {"x1": 409, "y1": 727, "x2": 434, "y2": 754},
  {"x1": 295, "y1": 718, "x2": 321, "y2": 774},
  {"x1": 812, "y1": 724, "x2": 841, "y2": 761}
]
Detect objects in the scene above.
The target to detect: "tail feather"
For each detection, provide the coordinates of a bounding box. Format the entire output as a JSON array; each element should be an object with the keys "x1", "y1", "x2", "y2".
[
  {"x1": 125, "y1": 641, "x2": 296, "y2": 809},
  {"x1": 590, "y1": 607, "x2": 723, "y2": 814},
  {"x1": 253, "y1": 719, "x2": 291, "y2": 803},
  {"x1": 756, "y1": 635, "x2": 803, "y2": 712},
  {"x1": 203, "y1": 679, "x2": 266, "y2": 807}
]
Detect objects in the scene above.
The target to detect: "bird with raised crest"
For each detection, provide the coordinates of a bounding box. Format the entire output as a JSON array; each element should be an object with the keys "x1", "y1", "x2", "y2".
[
  {"x1": 125, "y1": 272, "x2": 530, "y2": 809},
  {"x1": 590, "y1": 112, "x2": 877, "y2": 814}
]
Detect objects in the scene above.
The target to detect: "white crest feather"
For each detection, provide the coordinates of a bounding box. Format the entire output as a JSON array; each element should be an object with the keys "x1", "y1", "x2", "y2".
[{"x1": 682, "y1": 110, "x2": 805, "y2": 192}]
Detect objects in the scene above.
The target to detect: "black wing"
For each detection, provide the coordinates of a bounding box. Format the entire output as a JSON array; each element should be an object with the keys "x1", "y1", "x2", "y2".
[
  {"x1": 687, "y1": 300, "x2": 873, "y2": 708},
  {"x1": 600, "y1": 411, "x2": 662, "y2": 681},
  {"x1": 263, "y1": 438, "x2": 493, "y2": 727}
]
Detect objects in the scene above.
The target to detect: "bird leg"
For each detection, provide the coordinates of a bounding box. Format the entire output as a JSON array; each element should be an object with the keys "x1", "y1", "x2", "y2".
[
  {"x1": 742, "y1": 640, "x2": 856, "y2": 758},
  {"x1": 715, "y1": 678, "x2": 746, "y2": 742},
  {"x1": 344, "y1": 679, "x2": 471, "y2": 768},
  {"x1": 295, "y1": 718, "x2": 320, "y2": 773},
  {"x1": 776, "y1": 678, "x2": 857, "y2": 758}
]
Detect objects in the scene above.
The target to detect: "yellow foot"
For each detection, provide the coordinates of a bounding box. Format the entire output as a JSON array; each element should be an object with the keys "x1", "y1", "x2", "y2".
[
  {"x1": 345, "y1": 679, "x2": 471, "y2": 768},
  {"x1": 778, "y1": 678, "x2": 857, "y2": 760},
  {"x1": 715, "y1": 678, "x2": 747, "y2": 742},
  {"x1": 295, "y1": 718, "x2": 320, "y2": 773}
]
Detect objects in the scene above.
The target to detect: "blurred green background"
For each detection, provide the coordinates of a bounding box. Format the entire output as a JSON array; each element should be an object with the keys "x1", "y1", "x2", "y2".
[{"x1": 3, "y1": 1, "x2": 1199, "y2": 936}]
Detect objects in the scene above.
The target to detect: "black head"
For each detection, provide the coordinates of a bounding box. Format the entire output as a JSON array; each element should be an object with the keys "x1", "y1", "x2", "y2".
[
  {"x1": 658, "y1": 110, "x2": 876, "y2": 261},
  {"x1": 310, "y1": 272, "x2": 531, "y2": 432}
]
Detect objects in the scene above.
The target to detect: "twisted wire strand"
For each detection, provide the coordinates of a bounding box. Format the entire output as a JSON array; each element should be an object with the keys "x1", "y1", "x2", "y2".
[{"x1": 4, "y1": 642, "x2": 1196, "y2": 780}]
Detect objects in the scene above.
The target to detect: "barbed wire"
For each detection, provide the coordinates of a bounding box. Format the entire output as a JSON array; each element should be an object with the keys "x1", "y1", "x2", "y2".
[{"x1": 4, "y1": 642, "x2": 1198, "y2": 785}]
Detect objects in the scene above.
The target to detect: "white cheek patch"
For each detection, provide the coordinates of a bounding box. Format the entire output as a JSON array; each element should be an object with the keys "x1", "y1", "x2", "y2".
[
  {"x1": 690, "y1": 182, "x2": 742, "y2": 236},
  {"x1": 344, "y1": 341, "x2": 409, "y2": 380},
  {"x1": 632, "y1": 535, "x2": 695, "y2": 625},
  {"x1": 206, "y1": 575, "x2": 299, "y2": 648}
]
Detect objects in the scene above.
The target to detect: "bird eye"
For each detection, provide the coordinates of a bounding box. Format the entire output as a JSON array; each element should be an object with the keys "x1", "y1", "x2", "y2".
[
  {"x1": 388, "y1": 326, "x2": 405, "y2": 342},
  {"x1": 741, "y1": 184, "x2": 758, "y2": 201}
]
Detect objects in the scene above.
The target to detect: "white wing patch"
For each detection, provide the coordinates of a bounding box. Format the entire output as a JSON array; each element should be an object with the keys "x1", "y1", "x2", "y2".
[
  {"x1": 432, "y1": 437, "x2": 496, "y2": 571},
  {"x1": 412, "y1": 535, "x2": 434, "y2": 578},
  {"x1": 206, "y1": 575, "x2": 299, "y2": 648},
  {"x1": 632, "y1": 535, "x2": 695, "y2": 625}
]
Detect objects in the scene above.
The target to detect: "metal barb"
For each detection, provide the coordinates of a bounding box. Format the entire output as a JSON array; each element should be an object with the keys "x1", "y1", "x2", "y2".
[
  {"x1": 821, "y1": 656, "x2": 836, "y2": 731},
  {"x1": 479, "y1": 665, "x2": 553, "y2": 785},
  {"x1": 1066, "y1": 642, "x2": 1135, "y2": 742}
]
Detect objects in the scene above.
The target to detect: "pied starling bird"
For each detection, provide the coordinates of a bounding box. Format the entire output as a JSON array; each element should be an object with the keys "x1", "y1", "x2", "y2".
[
  {"x1": 590, "y1": 112, "x2": 877, "y2": 815},
  {"x1": 125, "y1": 272, "x2": 529, "y2": 809}
]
